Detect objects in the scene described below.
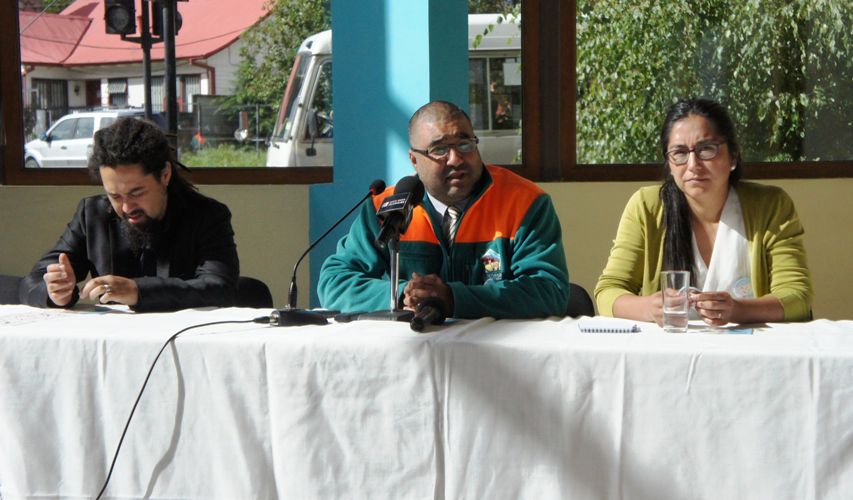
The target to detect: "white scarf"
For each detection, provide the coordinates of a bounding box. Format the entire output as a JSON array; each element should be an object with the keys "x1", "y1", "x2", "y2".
[{"x1": 691, "y1": 188, "x2": 754, "y2": 299}]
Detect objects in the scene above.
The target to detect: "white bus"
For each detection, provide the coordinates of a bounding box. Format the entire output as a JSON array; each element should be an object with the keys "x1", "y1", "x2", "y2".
[{"x1": 266, "y1": 14, "x2": 521, "y2": 167}]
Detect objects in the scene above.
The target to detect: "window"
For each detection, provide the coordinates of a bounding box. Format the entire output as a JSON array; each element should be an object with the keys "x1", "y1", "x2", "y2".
[
  {"x1": 31, "y1": 79, "x2": 68, "y2": 112},
  {"x1": 28, "y1": 78, "x2": 69, "y2": 138},
  {"x1": 520, "y1": 0, "x2": 853, "y2": 181},
  {"x1": 150, "y1": 76, "x2": 165, "y2": 113},
  {"x1": 470, "y1": 53, "x2": 523, "y2": 165},
  {"x1": 107, "y1": 78, "x2": 128, "y2": 107},
  {"x1": 49, "y1": 117, "x2": 76, "y2": 141},
  {"x1": 469, "y1": 56, "x2": 522, "y2": 132},
  {"x1": 73, "y1": 117, "x2": 94, "y2": 139},
  {"x1": 306, "y1": 61, "x2": 333, "y2": 140},
  {"x1": 182, "y1": 74, "x2": 201, "y2": 112},
  {"x1": 3, "y1": 2, "x2": 329, "y2": 185}
]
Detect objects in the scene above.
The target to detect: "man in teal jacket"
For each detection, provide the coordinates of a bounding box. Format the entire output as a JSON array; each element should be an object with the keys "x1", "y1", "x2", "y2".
[{"x1": 318, "y1": 101, "x2": 569, "y2": 319}]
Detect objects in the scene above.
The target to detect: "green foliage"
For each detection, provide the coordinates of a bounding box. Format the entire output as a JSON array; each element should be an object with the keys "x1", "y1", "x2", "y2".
[
  {"x1": 230, "y1": 0, "x2": 517, "y2": 134},
  {"x1": 227, "y1": 0, "x2": 330, "y2": 138},
  {"x1": 577, "y1": 0, "x2": 853, "y2": 164},
  {"x1": 43, "y1": 0, "x2": 76, "y2": 14},
  {"x1": 470, "y1": 0, "x2": 521, "y2": 49},
  {"x1": 469, "y1": 0, "x2": 521, "y2": 15},
  {"x1": 181, "y1": 144, "x2": 266, "y2": 167}
]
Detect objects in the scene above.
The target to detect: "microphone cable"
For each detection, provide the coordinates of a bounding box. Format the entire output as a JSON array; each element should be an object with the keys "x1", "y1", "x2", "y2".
[{"x1": 95, "y1": 315, "x2": 271, "y2": 500}]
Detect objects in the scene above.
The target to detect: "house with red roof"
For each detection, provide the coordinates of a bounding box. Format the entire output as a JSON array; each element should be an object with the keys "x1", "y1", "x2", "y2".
[{"x1": 19, "y1": 0, "x2": 269, "y2": 131}]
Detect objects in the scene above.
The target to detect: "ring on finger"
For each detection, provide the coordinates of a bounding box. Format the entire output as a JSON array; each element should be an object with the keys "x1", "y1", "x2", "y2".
[{"x1": 103, "y1": 284, "x2": 112, "y2": 294}]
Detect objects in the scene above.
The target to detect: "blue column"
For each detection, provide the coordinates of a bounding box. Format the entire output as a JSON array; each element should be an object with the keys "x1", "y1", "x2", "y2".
[{"x1": 307, "y1": 0, "x2": 467, "y2": 307}]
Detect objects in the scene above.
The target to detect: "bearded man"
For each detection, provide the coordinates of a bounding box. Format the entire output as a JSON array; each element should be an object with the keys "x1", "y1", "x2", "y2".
[{"x1": 19, "y1": 117, "x2": 239, "y2": 312}]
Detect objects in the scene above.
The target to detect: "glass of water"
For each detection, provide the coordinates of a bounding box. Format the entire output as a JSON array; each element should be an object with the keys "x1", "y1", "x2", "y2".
[{"x1": 661, "y1": 271, "x2": 690, "y2": 333}]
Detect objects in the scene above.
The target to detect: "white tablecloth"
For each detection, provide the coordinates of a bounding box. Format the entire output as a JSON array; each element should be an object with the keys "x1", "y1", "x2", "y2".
[{"x1": 1, "y1": 305, "x2": 853, "y2": 499}]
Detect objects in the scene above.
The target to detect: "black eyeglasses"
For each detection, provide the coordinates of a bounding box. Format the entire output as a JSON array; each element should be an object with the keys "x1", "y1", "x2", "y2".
[
  {"x1": 666, "y1": 141, "x2": 722, "y2": 165},
  {"x1": 666, "y1": 142, "x2": 722, "y2": 166},
  {"x1": 411, "y1": 137, "x2": 479, "y2": 160}
]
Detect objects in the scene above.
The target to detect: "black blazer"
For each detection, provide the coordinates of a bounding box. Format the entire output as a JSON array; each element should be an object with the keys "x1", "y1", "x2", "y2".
[{"x1": 20, "y1": 189, "x2": 240, "y2": 312}]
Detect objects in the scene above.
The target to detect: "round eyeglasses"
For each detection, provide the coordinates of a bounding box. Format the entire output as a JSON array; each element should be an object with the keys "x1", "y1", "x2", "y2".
[
  {"x1": 411, "y1": 137, "x2": 479, "y2": 160},
  {"x1": 666, "y1": 142, "x2": 722, "y2": 166}
]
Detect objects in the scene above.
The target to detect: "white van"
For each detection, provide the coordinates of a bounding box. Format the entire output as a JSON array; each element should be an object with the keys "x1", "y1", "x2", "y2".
[{"x1": 266, "y1": 14, "x2": 521, "y2": 167}]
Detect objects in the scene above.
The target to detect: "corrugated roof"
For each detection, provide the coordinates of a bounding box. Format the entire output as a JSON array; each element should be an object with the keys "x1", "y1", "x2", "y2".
[
  {"x1": 20, "y1": 0, "x2": 270, "y2": 67},
  {"x1": 19, "y1": 11, "x2": 91, "y2": 65}
]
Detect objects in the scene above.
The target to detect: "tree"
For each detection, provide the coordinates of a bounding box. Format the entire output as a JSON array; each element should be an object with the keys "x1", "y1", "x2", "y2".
[
  {"x1": 228, "y1": 0, "x2": 330, "y2": 137},
  {"x1": 42, "y1": 0, "x2": 76, "y2": 14},
  {"x1": 231, "y1": 0, "x2": 522, "y2": 138},
  {"x1": 576, "y1": 0, "x2": 853, "y2": 164},
  {"x1": 469, "y1": 0, "x2": 520, "y2": 14}
]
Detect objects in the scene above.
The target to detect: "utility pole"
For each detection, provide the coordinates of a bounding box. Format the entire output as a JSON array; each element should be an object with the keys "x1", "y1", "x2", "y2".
[
  {"x1": 104, "y1": 0, "x2": 185, "y2": 148},
  {"x1": 141, "y1": 2, "x2": 153, "y2": 119},
  {"x1": 158, "y1": 0, "x2": 178, "y2": 149}
]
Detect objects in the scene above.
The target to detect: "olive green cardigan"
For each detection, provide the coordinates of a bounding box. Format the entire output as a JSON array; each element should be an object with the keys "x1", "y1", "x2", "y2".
[{"x1": 595, "y1": 182, "x2": 813, "y2": 321}]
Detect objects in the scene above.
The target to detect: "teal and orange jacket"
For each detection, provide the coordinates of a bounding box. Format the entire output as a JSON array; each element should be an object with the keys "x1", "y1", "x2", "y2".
[{"x1": 318, "y1": 165, "x2": 569, "y2": 318}]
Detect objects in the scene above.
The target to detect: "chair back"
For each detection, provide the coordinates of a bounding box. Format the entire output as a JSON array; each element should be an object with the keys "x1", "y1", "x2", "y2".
[
  {"x1": 0, "y1": 275, "x2": 23, "y2": 305},
  {"x1": 566, "y1": 282, "x2": 595, "y2": 317},
  {"x1": 236, "y1": 276, "x2": 274, "y2": 308}
]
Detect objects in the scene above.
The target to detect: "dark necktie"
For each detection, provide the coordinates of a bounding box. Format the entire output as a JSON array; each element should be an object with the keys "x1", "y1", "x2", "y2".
[{"x1": 443, "y1": 205, "x2": 461, "y2": 243}]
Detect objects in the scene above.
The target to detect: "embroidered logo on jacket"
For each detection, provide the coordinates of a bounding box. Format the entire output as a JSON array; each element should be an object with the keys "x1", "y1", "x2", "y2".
[{"x1": 481, "y1": 249, "x2": 504, "y2": 283}]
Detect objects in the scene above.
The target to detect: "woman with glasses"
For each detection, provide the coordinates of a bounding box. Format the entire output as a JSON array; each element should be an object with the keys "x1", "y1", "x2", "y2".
[{"x1": 595, "y1": 98, "x2": 812, "y2": 326}]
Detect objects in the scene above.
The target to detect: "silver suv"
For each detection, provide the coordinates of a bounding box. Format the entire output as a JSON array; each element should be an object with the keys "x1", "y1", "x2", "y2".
[{"x1": 24, "y1": 109, "x2": 145, "y2": 168}]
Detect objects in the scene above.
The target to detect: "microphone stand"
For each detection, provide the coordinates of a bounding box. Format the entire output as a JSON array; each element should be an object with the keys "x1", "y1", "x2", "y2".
[
  {"x1": 356, "y1": 236, "x2": 414, "y2": 322},
  {"x1": 273, "y1": 184, "x2": 383, "y2": 326}
]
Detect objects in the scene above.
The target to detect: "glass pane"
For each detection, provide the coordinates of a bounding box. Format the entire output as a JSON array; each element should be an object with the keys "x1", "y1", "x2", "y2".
[
  {"x1": 488, "y1": 56, "x2": 521, "y2": 130},
  {"x1": 14, "y1": 2, "x2": 531, "y2": 173},
  {"x1": 468, "y1": 58, "x2": 488, "y2": 130},
  {"x1": 271, "y1": 54, "x2": 310, "y2": 143},
  {"x1": 150, "y1": 76, "x2": 165, "y2": 114},
  {"x1": 183, "y1": 74, "x2": 201, "y2": 111},
  {"x1": 50, "y1": 118, "x2": 75, "y2": 140},
  {"x1": 74, "y1": 117, "x2": 94, "y2": 139},
  {"x1": 468, "y1": 10, "x2": 523, "y2": 165},
  {"x1": 576, "y1": 0, "x2": 853, "y2": 164},
  {"x1": 307, "y1": 61, "x2": 333, "y2": 139}
]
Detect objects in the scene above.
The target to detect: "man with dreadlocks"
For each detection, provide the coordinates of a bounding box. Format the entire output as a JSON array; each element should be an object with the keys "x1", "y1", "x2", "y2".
[{"x1": 20, "y1": 117, "x2": 239, "y2": 312}]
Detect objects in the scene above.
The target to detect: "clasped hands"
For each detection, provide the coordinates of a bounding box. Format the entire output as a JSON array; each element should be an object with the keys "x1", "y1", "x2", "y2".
[
  {"x1": 647, "y1": 289, "x2": 737, "y2": 326},
  {"x1": 43, "y1": 252, "x2": 139, "y2": 307},
  {"x1": 402, "y1": 272, "x2": 453, "y2": 316}
]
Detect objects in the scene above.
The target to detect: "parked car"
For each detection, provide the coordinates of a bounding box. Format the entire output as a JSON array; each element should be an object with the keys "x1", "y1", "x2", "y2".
[{"x1": 24, "y1": 109, "x2": 145, "y2": 168}]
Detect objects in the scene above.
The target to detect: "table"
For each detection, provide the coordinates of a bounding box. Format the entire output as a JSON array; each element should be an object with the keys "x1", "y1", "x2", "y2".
[{"x1": 1, "y1": 305, "x2": 853, "y2": 499}]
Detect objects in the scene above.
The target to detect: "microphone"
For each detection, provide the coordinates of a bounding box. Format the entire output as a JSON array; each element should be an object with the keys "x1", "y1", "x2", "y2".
[
  {"x1": 410, "y1": 298, "x2": 447, "y2": 332},
  {"x1": 375, "y1": 175, "x2": 424, "y2": 249},
  {"x1": 276, "y1": 179, "x2": 386, "y2": 326}
]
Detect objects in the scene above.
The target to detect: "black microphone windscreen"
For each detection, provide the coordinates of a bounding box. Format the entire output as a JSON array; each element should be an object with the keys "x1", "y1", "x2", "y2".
[
  {"x1": 394, "y1": 175, "x2": 424, "y2": 204},
  {"x1": 369, "y1": 179, "x2": 386, "y2": 195}
]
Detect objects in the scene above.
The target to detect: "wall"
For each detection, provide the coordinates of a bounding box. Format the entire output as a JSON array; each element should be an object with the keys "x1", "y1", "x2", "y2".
[
  {"x1": 0, "y1": 184, "x2": 310, "y2": 309},
  {"x1": 1, "y1": 179, "x2": 850, "y2": 319},
  {"x1": 310, "y1": 0, "x2": 468, "y2": 306},
  {"x1": 544, "y1": 178, "x2": 853, "y2": 320}
]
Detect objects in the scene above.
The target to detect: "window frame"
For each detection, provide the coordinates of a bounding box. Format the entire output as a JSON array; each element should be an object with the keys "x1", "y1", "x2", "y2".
[
  {"x1": 6, "y1": 2, "x2": 851, "y2": 185},
  {"x1": 520, "y1": 0, "x2": 853, "y2": 182},
  {"x1": 1, "y1": 2, "x2": 331, "y2": 186}
]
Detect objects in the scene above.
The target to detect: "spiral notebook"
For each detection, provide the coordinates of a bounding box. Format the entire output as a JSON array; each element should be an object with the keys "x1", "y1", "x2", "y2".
[{"x1": 578, "y1": 318, "x2": 640, "y2": 333}]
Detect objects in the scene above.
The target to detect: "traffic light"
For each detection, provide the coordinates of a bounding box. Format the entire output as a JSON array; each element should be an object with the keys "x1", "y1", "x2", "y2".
[
  {"x1": 151, "y1": 1, "x2": 183, "y2": 37},
  {"x1": 104, "y1": 0, "x2": 136, "y2": 35}
]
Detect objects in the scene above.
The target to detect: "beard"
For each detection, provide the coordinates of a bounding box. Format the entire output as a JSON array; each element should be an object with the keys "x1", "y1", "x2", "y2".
[{"x1": 120, "y1": 212, "x2": 164, "y2": 256}]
